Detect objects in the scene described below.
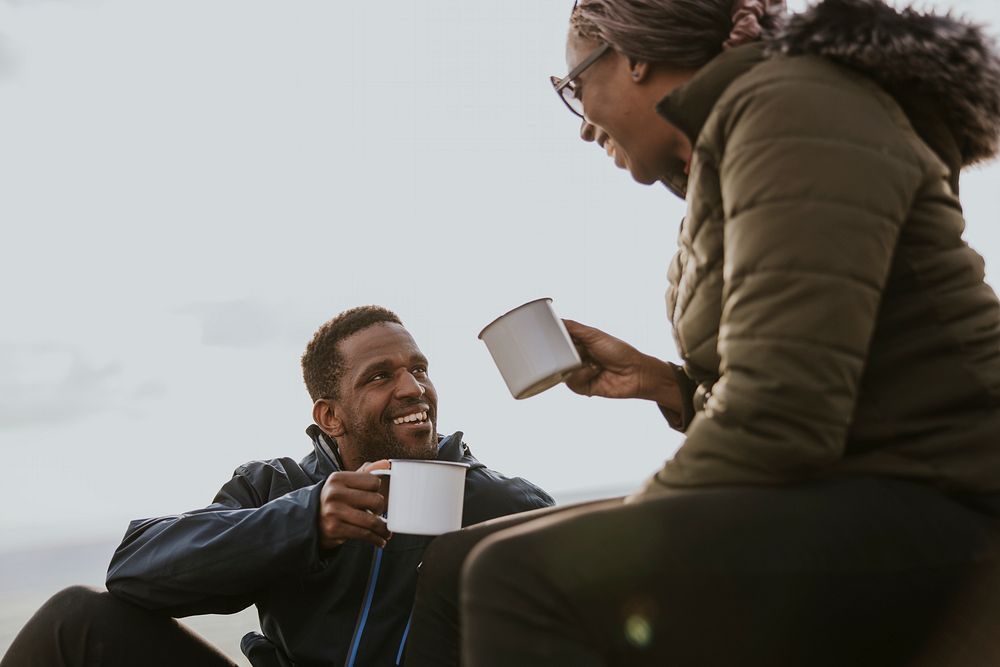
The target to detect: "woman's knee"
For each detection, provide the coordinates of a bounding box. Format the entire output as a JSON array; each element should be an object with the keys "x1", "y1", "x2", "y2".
[
  {"x1": 420, "y1": 526, "x2": 493, "y2": 588},
  {"x1": 461, "y1": 530, "x2": 536, "y2": 603}
]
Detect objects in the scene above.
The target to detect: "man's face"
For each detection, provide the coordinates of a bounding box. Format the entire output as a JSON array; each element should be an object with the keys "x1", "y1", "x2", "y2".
[{"x1": 332, "y1": 322, "x2": 439, "y2": 465}]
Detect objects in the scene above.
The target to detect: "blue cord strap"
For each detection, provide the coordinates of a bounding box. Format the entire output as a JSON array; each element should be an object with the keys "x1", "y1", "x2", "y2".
[
  {"x1": 345, "y1": 547, "x2": 384, "y2": 667},
  {"x1": 396, "y1": 610, "x2": 414, "y2": 665}
]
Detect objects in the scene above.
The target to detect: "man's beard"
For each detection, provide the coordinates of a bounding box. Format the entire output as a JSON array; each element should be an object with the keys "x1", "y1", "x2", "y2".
[{"x1": 346, "y1": 413, "x2": 438, "y2": 463}]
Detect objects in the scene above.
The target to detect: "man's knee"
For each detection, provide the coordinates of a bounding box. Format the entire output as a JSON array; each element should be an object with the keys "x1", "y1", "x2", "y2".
[
  {"x1": 2, "y1": 586, "x2": 111, "y2": 666},
  {"x1": 36, "y1": 585, "x2": 151, "y2": 635},
  {"x1": 36, "y1": 585, "x2": 108, "y2": 623}
]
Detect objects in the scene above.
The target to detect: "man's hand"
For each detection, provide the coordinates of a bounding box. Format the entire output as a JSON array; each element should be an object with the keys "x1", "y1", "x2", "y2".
[
  {"x1": 563, "y1": 319, "x2": 682, "y2": 412},
  {"x1": 318, "y1": 460, "x2": 391, "y2": 550}
]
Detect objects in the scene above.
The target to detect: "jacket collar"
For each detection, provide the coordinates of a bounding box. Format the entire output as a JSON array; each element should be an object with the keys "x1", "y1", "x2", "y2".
[
  {"x1": 304, "y1": 424, "x2": 478, "y2": 476},
  {"x1": 307, "y1": 424, "x2": 344, "y2": 472},
  {"x1": 764, "y1": 0, "x2": 1000, "y2": 167},
  {"x1": 654, "y1": 43, "x2": 767, "y2": 198}
]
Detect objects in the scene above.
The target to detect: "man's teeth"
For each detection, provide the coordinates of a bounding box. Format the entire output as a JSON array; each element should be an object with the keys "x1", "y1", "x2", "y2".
[{"x1": 393, "y1": 411, "x2": 428, "y2": 425}]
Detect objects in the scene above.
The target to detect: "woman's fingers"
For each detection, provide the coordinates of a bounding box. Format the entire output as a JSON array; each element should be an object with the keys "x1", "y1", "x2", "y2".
[
  {"x1": 565, "y1": 363, "x2": 602, "y2": 396},
  {"x1": 564, "y1": 319, "x2": 611, "y2": 362},
  {"x1": 563, "y1": 319, "x2": 601, "y2": 343},
  {"x1": 564, "y1": 319, "x2": 637, "y2": 368}
]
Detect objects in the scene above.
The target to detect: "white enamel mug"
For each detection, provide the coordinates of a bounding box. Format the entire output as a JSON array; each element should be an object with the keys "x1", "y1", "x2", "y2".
[
  {"x1": 479, "y1": 298, "x2": 583, "y2": 399},
  {"x1": 371, "y1": 460, "x2": 469, "y2": 535}
]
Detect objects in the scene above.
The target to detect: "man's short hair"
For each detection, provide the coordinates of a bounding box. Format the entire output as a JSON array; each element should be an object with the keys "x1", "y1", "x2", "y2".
[{"x1": 302, "y1": 305, "x2": 403, "y2": 401}]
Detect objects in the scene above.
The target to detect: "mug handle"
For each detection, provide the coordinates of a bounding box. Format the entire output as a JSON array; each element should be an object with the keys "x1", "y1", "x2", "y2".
[{"x1": 369, "y1": 469, "x2": 391, "y2": 520}]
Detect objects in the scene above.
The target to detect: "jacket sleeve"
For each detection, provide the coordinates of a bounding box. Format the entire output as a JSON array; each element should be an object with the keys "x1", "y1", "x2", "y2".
[
  {"x1": 658, "y1": 362, "x2": 697, "y2": 432},
  {"x1": 106, "y1": 468, "x2": 326, "y2": 617},
  {"x1": 461, "y1": 468, "x2": 555, "y2": 527},
  {"x1": 661, "y1": 72, "x2": 925, "y2": 485}
]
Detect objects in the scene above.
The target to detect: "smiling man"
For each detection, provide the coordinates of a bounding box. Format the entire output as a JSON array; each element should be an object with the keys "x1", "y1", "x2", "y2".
[
  {"x1": 1, "y1": 306, "x2": 553, "y2": 667},
  {"x1": 310, "y1": 313, "x2": 441, "y2": 475}
]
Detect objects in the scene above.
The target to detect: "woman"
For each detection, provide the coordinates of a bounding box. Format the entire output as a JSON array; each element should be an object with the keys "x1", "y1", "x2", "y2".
[{"x1": 405, "y1": 1, "x2": 1000, "y2": 665}]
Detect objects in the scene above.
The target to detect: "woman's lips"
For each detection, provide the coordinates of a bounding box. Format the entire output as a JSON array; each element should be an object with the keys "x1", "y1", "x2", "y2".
[
  {"x1": 595, "y1": 130, "x2": 627, "y2": 171},
  {"x1": 605, "y1": 139, "x2": 627, "y2": 169}
]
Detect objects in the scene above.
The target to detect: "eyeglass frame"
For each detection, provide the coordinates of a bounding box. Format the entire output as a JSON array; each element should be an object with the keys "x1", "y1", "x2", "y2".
[{"x1": 550, "y1": 42, "x2": 612, "y2": 119}]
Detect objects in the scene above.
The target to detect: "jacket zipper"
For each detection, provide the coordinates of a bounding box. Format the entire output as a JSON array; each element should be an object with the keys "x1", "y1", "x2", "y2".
[{"x1": 344, "y1": 546, "x2": 384, "y2": 667}]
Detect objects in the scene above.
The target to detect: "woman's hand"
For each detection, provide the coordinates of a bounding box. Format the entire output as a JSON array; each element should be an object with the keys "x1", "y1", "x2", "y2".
[{"x1": 563, "y1": 319, "x2": 682, "y2": 412}]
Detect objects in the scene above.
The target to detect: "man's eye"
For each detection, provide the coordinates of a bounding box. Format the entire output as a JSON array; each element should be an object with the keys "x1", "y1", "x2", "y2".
[
  {"x1": 412, "y1": 366, "x2": 428, "y2": 376},
  {"x1": 368, "y1": 373, "x2": 389, "y2": 382}
]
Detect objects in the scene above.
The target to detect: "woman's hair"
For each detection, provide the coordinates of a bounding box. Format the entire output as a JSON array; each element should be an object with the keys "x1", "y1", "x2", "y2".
[{"x1": 571, "y1": 0, "x2": 784, "y2": 69}]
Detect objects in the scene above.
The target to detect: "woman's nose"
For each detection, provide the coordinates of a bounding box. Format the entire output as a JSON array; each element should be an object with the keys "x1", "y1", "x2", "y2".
[{"x1": 580, "y1": 120, "x2": 597, "y2": 143}]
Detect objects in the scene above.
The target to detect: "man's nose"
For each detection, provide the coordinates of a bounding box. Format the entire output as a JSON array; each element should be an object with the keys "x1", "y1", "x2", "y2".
[
  {"x1": 395, "y1": 372, "x2": 426, "y2": 399},
  {"x1": 580, "y1": 119, "x2": 597, "y2": 143}
]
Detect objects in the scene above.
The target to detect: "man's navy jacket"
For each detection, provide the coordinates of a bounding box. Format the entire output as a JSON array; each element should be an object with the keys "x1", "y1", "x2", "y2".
[{"x1": 106, "y1": 427, "x2": 554, "y2": 666}]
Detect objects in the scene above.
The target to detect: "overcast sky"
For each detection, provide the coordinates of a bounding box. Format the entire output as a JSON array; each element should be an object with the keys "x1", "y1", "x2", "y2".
[{"x1": 1, "y1": 0, "x2": 999, "y2": 551}]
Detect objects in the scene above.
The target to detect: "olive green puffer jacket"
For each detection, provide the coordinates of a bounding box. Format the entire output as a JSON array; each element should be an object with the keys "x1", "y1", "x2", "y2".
[{"x1": 647, "y1": 0, "x2": 1000, "y2": 494}]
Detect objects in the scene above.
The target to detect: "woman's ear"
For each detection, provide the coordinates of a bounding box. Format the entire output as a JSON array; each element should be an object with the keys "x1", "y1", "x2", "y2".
[
  {"x1": 313, "y1": 399, "x2": 345, "y2": 438},
  {"x1": 628, "y1": 59, "x2": 651, "y2": 83}
]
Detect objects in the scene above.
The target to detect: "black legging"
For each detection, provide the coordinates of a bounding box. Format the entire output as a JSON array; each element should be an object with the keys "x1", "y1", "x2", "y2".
[
  {"x1": 0, "y1": 586, "x2": 237, "y2": 667},
  {"x1": 405, "y1": 477, "x2": 1000, "y2": 667}
]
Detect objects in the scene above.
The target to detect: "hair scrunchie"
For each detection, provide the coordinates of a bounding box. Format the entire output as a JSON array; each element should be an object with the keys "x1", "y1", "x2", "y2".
[{"x1": 724, "y1": 0, "x2": 786, "y2": 49}]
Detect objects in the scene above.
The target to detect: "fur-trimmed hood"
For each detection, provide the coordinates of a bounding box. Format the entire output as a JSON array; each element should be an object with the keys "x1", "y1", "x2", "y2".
[{"x1": 765, "y1": 0, "x2": 1000, "y2": 166}]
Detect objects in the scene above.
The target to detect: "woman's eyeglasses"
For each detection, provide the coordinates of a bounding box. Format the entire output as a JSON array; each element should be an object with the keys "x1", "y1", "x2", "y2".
[{"x1": 550, "y1": 42, "x2": 611, "y2": 119}]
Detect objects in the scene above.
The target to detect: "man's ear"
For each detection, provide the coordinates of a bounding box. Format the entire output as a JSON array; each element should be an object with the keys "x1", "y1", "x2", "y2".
[
  {"x1": 313, "y1": 399, "x2": 346, "y2": 438},
  {"x1": 627, "y1": 59, "x2": 651, "y2": 83}
]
